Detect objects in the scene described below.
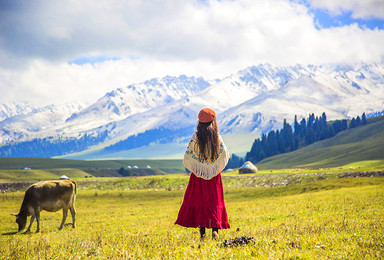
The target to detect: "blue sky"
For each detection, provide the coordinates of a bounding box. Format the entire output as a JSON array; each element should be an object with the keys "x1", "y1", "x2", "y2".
[
  {"x1": 0, "y1": 0, "x2": 383, "y2": 105},
  {"x1": 312, "y1": 9, "x2": 384, "y2": 30},
  {"x1": 302, "y1": 0, "x2": 384, "y2": 31},
  {"x1": 68, "y1": 56, "x2": 121, "y2": 66}
]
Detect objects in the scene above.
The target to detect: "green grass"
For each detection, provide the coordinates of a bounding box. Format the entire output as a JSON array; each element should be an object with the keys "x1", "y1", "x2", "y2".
[
  {"x1": 258, "y1": 117, "x2": 384, "y2": 169},
  {"x1": 1, "y1": 159, "x2": 383, "y2": 182},
  {"x1": 1, "y1": 176, "x2": 383, "y2": 259},
  {"x1": 1, "y1": 160, "x2": 383, "y2": 188},
  {"x1": 254, "y1": 160, "x2": 384, "y2": 175},
  {"x1": 0, "y1": 168, "x2": 93, "y2": 182},
  {"x1": 0, "y1": 158, "x2": 185, "y2": 182}
]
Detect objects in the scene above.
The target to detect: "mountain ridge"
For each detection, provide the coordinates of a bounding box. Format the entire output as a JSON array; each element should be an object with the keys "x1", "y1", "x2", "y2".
[{"x1": 1, "y1": 63, "x2": 383, "y2": 159}]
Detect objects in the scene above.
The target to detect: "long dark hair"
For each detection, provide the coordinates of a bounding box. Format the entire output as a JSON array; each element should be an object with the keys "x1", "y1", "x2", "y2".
[{"x1": 195, "y1": 118, "x2": 220, "y2": 160}]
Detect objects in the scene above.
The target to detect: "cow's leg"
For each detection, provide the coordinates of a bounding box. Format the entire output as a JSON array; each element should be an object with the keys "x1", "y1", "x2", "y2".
[
  {"x1": 59, "y1": 207, "x2": 68, "y2": 230},
  {"x1": 25, "y1": 216, "x2": 35, "y2": 233},
  {"x1": 35, "y1": 210, "x2": 41, "y2": 233},
  {"x1": 70, "y1": 206, "x2": 76, "y2": 228}
]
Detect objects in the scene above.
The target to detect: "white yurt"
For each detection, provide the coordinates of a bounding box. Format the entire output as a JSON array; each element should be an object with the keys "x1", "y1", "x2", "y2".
[{"x1": 239, "y1": 161, "x2": 258, "y2": 174}]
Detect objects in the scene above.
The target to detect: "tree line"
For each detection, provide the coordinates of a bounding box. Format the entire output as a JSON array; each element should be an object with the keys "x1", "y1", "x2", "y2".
[{"x1": 243, "y1": 112, "x2": 367, "y2": 165}]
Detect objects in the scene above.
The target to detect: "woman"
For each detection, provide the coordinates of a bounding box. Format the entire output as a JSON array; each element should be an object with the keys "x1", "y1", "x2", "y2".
[{"x1": 175, "y1": 108, "x2": 230, "y2": 240}]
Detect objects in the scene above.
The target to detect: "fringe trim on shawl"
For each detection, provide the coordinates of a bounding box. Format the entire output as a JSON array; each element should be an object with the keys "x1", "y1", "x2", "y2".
[{"x1": 183, "y1": 133, "x2": 229, "y2": 180}]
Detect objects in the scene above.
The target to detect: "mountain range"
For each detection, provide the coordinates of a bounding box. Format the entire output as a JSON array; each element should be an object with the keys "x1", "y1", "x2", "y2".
[{"x1": 0, "y1": 63, "x2": 383, "y2": 159}]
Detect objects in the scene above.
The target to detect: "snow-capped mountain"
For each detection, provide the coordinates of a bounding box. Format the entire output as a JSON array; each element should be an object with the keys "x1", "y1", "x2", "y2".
[
  {"x1": 62, "y1": 75, "x2": 210, "y2": 133},
  {"x1": 90, "y1": 64, "x2": 317, "y2": 146},
  {"x1": 0, "y1": 102, "x2": 35, "y2": 122},
  {"x1": 0, "y1": 102, "x2": 84, "y2": 143},
  {"x1": 0, "y1": 63, "x2": 383, "y2": 159},
  {"x1": 220, "y1": 63, "x2": 384, "y2": 135}
]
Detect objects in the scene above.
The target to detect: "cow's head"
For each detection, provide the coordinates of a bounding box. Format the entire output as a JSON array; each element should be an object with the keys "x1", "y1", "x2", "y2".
[{"x1": 12, "y1": 213, "x2": 27, "y2": 232}]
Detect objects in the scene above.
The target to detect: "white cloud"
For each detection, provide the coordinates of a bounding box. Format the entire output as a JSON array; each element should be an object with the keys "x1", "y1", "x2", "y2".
[{"x1": 0, "y1": 0, "x2": 383, "y2": 106}]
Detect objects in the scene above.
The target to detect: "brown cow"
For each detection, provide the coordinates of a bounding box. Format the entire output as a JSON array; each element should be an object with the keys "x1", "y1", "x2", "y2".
[{"x1": 14, "y1": 179, "x2": 77, "y2": 233}]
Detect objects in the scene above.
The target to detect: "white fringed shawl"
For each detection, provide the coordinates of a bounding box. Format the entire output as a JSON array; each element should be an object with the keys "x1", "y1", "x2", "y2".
[{"x1": 183, "y1": 133, "x2": 229, "y2": 180}]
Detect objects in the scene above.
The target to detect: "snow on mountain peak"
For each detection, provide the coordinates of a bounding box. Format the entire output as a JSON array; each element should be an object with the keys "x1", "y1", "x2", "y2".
[
  {"x1": 0, "y1": 102, "x2": 85, "y2": 144},
  {"x1": 63, "y1": 75, "x2": 211, "y2": 132},
  {"x1": 0, "y1": 101, "x2": 35, "y2": 122},
  {"x1": 1, "y1": 63, "x2": 384, "y2": 159}
]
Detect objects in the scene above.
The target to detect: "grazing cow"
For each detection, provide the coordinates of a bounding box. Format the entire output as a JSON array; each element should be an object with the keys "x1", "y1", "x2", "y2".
[{"x1": 14, "y1": 179, "x2": 77, "y2": 233}]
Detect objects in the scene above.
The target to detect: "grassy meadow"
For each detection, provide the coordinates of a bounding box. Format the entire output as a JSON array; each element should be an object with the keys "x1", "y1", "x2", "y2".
[
  {"x1": 1, "y1": 111, "x2": 383, "y2": 259},
  {"x1": 0, "y1": 157, "x2": 184, "y2": 172},
  {"x1": 1, "y1": 171, "x2": 383, "y2": 259}
]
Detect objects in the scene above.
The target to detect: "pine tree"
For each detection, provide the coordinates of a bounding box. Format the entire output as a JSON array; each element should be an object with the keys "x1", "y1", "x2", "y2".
[
  {"x1": 307, "y1": 113, "x2": 315, "y2": 128},
  {"x1": 356, "y1": 116, "x2": 361, "y2": 126},
  {"x1": 306, "y1": 128, "x2": 315, "y2": 144},
  {"x1": 361, "y1": 112, "x2": 367, "y2": 125},
  {"x1": 300, "y1": 118, "x2": 306, "y2": 137},
  {"x1": 294, "y1": 115, "x2": 301, "y2": 136},
  {"x1": 282, "y1": 119, "x2": 294, "y2": 152},
  {"x1": 321, "y1": 112, "x2": 327, "y2": 123},
  {"x1": 243, "y1": 112, "x2": 362, "y2": 165},
  {"x1": 226, "y1": 154, "x2": 245, "y2": 169}
]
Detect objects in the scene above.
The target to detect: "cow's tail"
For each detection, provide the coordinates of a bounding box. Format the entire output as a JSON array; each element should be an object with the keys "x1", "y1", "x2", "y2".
[{"x1": 71, "y1": 180, "x2": 77, "y2": 195}]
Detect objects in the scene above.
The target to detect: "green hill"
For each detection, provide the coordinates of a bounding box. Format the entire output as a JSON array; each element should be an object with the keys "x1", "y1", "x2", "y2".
[
  {"x1": 0, "y1": 157, "x2": 185, "y2": 181},
  {"x1": 257, "y1": 116, "x2": 384, "y2": 169},
  {"x1": 0, "y1": 157, "x2": 183, "y2": 171}
]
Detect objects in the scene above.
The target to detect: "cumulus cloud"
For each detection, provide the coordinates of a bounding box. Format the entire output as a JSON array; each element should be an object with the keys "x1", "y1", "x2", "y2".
[{"x1": 0, "y1": 0, "x2": 383, "y2": 105}]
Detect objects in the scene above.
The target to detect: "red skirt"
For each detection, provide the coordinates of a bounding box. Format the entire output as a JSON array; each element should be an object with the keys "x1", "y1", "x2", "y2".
[{"x1": 175, "y1": 172, "x2": 230, "y2": 229}]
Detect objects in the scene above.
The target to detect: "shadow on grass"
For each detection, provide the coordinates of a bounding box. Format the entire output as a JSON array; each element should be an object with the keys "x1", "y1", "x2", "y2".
[
  {"x1": 2, "y1": 230, "x2": 38, "y2": 235},
  {"x1": 2, "y1": 223, "x2": 75, "y2": 236},
  {"x1": 2, "y1": 231, "x2": 18, "y2": 236}
]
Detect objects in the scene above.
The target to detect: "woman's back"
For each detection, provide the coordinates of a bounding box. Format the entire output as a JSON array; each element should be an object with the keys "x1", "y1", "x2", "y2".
[{"x1": 176, "y1": 108, "x2": 230, "y2": 240}]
